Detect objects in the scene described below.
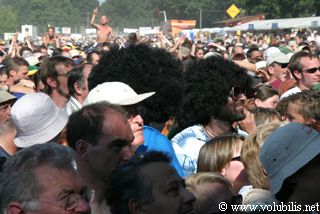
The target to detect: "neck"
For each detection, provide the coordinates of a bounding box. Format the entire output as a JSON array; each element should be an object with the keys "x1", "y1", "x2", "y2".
[
  {"x1": 0, "y1": 126, "x2": 17, "y2": 155},
  {"x1": 297, "y1": 82, "x2": 310, "y2": 91},
  {"x1": 204, "y1": 118, "x2": 234, "y2": 138},
  {"x1": 50, "y1": 91, "x2": 68, "y2": 108},
  {"x1": 73, "y1": 95, "x2": 85, "y2": 105},
  {"x1": 76, "y1": 161, "x2": 108, "y2": 203}
]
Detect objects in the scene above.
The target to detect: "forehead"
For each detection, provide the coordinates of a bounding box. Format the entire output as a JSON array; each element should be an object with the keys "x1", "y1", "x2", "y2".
[
  {"x1": 300, "y1": 57, "x2": 320, "y2": 68},
  {"x1": 35, "y1": 165, "x2": 83, "y2": 196},
  {"x1": 101, "y1": 110, "x2": 133, "y2": 140},
  {"x1": 140, "y1": 162, "x2": 180, "y2": 188}
]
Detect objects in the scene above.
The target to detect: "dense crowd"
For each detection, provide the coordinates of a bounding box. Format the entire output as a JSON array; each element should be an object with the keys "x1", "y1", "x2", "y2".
[{"x1": 0, "y1": 9, "x2": 320, "y2": 214}]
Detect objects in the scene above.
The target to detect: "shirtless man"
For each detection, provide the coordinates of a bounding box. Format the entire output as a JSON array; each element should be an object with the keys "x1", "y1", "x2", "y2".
[{"x1": 91, "y1": 8, "x2": 114, "y2": 43}]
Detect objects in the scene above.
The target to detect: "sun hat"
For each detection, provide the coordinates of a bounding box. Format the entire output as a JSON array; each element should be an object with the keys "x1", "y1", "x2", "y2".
[
  {"x1": 84, "y1": 82, "x2": 155, "y2": 106},
  {"x1": 0, "y1": 89, "x2": 16, "y2": 105},
  {"x1": 11, "y1": 93, "x2": 68, "y2": 148},
  {"x1": 259, "y1": 123, "x2": 320, "y2": 195}
]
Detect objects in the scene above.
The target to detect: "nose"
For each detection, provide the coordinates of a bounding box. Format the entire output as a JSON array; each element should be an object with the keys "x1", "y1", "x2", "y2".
[
  {"x1": 75, "y1": 198, "x2": 91, "y2": 214},
  {"x1": 121, "y1": 145, "x2": 133, "y2": 161},
  {"x1": 129, "y1": 114, "x2": 144, "y2": 126},
  {"x1": 182, "y1": 187, "x2": 196, "y2": 208}
]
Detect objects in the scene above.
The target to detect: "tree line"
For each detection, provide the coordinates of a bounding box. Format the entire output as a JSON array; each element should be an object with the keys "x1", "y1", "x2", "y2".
[{"x1": 0, "y1": 0, "x2": 319, "y2": 36}]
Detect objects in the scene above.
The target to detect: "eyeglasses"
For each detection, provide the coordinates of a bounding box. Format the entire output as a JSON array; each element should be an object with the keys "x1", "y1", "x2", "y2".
[
  {"x1": 37, "y1": 189, "x2": 94, "y2": 211},
  {"x1": 57, "y1": 72, "x2": 69, "y2": 77},
  {"x1": 301, "y1": 66, "x2": 320, "y2": 74},
  {"x1": 231, "y1": 156, "x2": 241, "y2": 162},
  {"x1": 124, "y1": 105, "x2": 146, "y2": 119}
]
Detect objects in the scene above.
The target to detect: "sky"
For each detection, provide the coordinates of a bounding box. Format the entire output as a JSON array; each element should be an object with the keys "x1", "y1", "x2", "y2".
[{"x1": 98, "y1": 0, "x2": 106, "y2": 5}]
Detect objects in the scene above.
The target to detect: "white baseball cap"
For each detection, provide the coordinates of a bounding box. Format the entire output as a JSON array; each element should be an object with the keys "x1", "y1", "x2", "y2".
[{"x1": 84, "y1": 82, "x2": 155, "y2": 106}]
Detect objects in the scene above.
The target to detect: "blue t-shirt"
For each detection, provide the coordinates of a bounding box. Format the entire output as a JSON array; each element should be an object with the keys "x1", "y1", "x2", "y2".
[{"x1": 136, "y1": 125, "x2": 185, "y2": 177}]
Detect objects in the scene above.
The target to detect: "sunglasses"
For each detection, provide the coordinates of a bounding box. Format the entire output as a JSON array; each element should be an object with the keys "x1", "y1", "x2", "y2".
[
  {"x1": 231, "y1": 156, "x2": 241, "y2": 162},
  {"x1": 302, "y1": 66, "x2": 320, "y2": 74}
]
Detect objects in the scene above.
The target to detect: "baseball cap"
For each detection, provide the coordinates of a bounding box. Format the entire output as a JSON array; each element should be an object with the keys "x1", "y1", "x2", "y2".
[
  {"x1": 11, "y1": 93, "x2": 68, "y2": 148},
  {"x1": 259, "y1": 123, "x2": 320, "y2": 195},
  {"x1": 84, "y1": 82, "x2": 155, "y2": 106},
  {"x1": 266, "y1": 52, "x2": 291, "y2": 66},
  {"x1": 0, "y1": 89, "x2": 16, "y2": 105}
]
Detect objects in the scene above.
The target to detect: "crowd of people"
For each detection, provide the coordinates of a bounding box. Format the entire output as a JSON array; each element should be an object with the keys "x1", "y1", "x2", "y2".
[{"x1": 0, "y1": 8, "x2": 320, "y2": 214}]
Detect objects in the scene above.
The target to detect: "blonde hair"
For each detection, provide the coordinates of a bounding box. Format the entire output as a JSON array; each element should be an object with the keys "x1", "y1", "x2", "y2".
[
  {"x1": 186, "y1": 172, "x2": 232, "y2": 198},
  {"x1": 241, "y1": 123, "x2": 281, "y2": 190},
  {"x1": 197, "y1": 134, "x2": 243, "y2": 173}
]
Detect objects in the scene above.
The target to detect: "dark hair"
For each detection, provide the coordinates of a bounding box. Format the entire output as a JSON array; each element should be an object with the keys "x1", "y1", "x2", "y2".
[
  {"x1": 40, "y1": 56, "x2": 74, "y2": 94},
  {"x1": 88, "y1": 44, "x2": 183, "y2": 123},
  {"x1": 86, "y1": 51, "x2": 100, "y2": 64},
  {"x1": 176, "y1": 56, "x2": 252, "y2": 130},
  {"x1": 288, "y1": 51, "x2": 313, "y2": 80},
  {"x1": 246, "y1": 47, "x2": 260, "y2": 59},
  {"x1": 106, "y1": 151, "x2": 171, "y2": 214},
  {"x1": 66, "y1": 102, "x2": 126, "y2": 150},
  {"x1": 67, "y1": 64, "x2": 88, "y2": 97}
]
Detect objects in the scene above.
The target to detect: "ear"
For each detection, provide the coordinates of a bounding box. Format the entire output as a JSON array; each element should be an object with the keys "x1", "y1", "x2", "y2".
[
  {"x1": 46, "y1": 77, "x2": 57, "y2": 89},
  {"x1": 7, "y1": 202, "x2": 25, "y2": 214},
  {"x1": 9, "y1": 69, "x2": 17, "y2": 78},
  {"x1": 267, "y1": 66, "x2": 275, "y2": 75},
  {"x1": 75, "y1": 139, "x2": 89, "y2": 160},
  {"x1": 128, "y1": 198, "x2": 146, "y2": 214},
  {"x1": 220, "y1": 167, "x2": 226, "y2": 176},
  {"x1": 254, "y1": 99, "x2": 262, "y2": 107},
  {"x1": 74, "y1": 82, "x2": 82, "y2": 95},
  {"x1": 293, "y1": 70, "x2": 302, "y2": 80}
]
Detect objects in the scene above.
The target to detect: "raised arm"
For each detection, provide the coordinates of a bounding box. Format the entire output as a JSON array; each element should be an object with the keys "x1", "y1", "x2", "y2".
[{"x1": 91, "y1": 8, "x2": 99, "y2": 29}]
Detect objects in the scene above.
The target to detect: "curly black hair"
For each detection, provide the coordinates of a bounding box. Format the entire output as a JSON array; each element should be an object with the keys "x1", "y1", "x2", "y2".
[
  {"x1": 176, "y1": 56, "x2": 252, "y2": 130},
  {"x1": 88, "y1": 44, "x2": 183, "y2": 123}
]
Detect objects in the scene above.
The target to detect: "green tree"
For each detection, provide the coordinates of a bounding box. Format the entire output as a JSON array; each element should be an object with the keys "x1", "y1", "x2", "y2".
[{"x1": 0, "y1": 5, "x2": 19, "y2": 34}]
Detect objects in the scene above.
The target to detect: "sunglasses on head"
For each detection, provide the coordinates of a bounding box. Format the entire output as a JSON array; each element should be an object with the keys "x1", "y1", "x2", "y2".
[{"x1": 302, "y1": 66, "x2": 320, "y2": 74}]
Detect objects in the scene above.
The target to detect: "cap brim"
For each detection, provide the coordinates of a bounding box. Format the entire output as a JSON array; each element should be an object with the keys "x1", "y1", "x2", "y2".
[
  {"x1": 116, "y1": 92, "x2": 155, "y2": 105},
  {"x1": 14, "y1": 109, "x2": 68, "y2": 148}
]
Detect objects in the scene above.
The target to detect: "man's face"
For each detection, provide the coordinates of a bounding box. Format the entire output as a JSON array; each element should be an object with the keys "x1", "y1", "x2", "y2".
[
  {"x1": 79, "y1": 64, "x2": 92, "y2": 101},
  {"x1": 217, "y1": 92, "x2": 246, "y2": 123},
  {"x1": 100, "y1": 16, "x2": 109, "y2": 25},
  {"x1": 24, "y1": 165, "x2": 91, "y2": 214},
  {"x1": 0, "y1": 103, "x2": 11, "y2": 126},
  {"x1": 296, "y1": 57, "x2": 320, "y2": 89},
  {"x1": 270, "y1": 63, "x2": 287, "y2": 81},
  {"x1": 140, "y1": 162, "x2": 195, "y2": 214},
  {"x1": 13, "y1": 65, "x2": 29, "y2": 82},
  {"x1": 55, "y1": 63, "x2": 73, "y2": 98},
  {"x1": 123, "y1": 105, "x2": 144, "y2": 153},
  {"x1": 286, "y1": 102, "x2": 308, "y2": 123},
  {"x1": 249, "y1": 50, "x2": 263, "y2": 63},
  {"x1": 87, "y1": 111, "x2": 134, "y2": 182}
]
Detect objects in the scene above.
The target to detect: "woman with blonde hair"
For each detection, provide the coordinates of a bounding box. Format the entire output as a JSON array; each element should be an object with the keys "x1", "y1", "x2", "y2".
[
  {"x1": 197, "y1": 134, "x2": 249, "y2": 193},
  {"x1": 241, "y1": 122, "x2": 281, "y2": 190}
]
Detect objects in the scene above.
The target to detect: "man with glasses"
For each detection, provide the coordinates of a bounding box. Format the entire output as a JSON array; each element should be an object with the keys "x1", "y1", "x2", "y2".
[
  {"x1": 281, "y1": 51, "x2": 320, "y2": 99},
  {"x1": 40, "y1": 56, "x2": 74, "y2": 108},
  {"x1": 266, "y1": 51, "x2": 291, "y2": 90},
  {"x1": 0, "y1": 143, "x2": 91, "y2": 214}
]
